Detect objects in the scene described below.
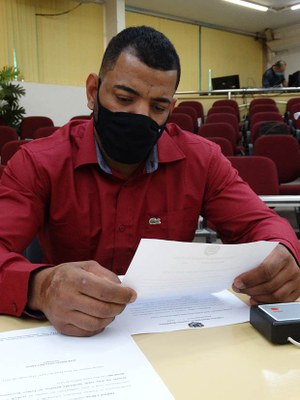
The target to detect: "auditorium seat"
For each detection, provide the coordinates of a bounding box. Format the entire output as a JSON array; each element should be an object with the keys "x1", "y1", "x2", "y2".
[
  {"x1": 33, "y1": 126, "x2": 60, "y2": 139},
  {"x1": 178, "y1": 101, "x2": 204, "y2": 126},
  {"x1": 168, "y1": 113, "x2": 194, "y2": 132},
  {"x1": 19, "y1": 116, "x2": 54, "y2": 139},
  {"x1": 0, "y1": 126, "x2": 18, "y2": 153},
  {"x1": 1, "y1": 140, "x2": 29, "y2": 165},
  {"x1": 228, "y1": 156, "x2": 279, "y2": 195},
  {"x1": 253, "y1": 135, "x2": 300, "y2": 194}
]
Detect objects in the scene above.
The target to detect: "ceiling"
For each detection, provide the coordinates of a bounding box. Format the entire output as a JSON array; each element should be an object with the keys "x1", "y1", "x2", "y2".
[{"x1": 125, "y1": 0, "x2": 300, "y2": 35}]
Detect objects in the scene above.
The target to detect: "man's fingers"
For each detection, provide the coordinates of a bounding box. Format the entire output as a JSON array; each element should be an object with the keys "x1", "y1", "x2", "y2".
[
  {"x1": 250, "y1": 285, "x2": 300, "y2": 306},
  {"x1": 77, "y1": 271, "x2": 136, "y2": 305},
  {"x1": 233, "y1": 244, "x2": 290, "y2": 290},
  {"x1": 46, "y1": 309, "x2": 116, "y2": 337}
]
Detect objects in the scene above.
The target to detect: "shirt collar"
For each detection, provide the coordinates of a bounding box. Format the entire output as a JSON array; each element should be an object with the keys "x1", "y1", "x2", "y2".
[{"x1": 74, "y1": 120, "x2": 186, "y2": 171}]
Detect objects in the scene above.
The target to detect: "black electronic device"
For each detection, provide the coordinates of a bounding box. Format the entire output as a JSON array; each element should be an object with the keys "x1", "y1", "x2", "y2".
[
  {"x1": 211, "y1": 74, "x2": 240, "y2": 90},
  {"x1": 250, "y1": 303, "x2": 300, "y2": 344},
  {"x1": 288, "y1": 70, "x2": 300, "y2": 87}
]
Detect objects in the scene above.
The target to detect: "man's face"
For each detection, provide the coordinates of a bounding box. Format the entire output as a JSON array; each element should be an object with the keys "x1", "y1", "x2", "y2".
[
  {"x1": 97, "y1": 52, "x2": 177, "y2": 126},
  {"x1": 275, "y1": 64, "x2": 286, "y2": 74}
]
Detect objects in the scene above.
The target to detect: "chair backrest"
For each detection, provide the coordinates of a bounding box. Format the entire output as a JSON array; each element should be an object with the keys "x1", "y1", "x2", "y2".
[
  {"x1": 70, "y1": 115, "x2": 92, "y2": 121},
  {"x1": 250, "y1": 121, "x2": 291, "y2": 144},
  {"x1": 0, "y1": 126, "x2": 18, "y2": 152},
  {"x1": 253, "y1": 135, "x2": 300, "y2": 183},
  {"x1": 172, "y1": 106, "x2": 198, "y2": 133},
  {"x1": 249, "y1": 98, "x2": 276, "y2": 109},
  {"x1": 199, "y1": 122, "x2": 236, "y2": 150},
  {"x1": 228, "y1": 156, "x2": 279, "y2": 195},
  {"x1": 168, "y1": 113, "x2": 194, "y2": 133},
  {"x1": 251, "y1": 112, "x2": 283, "y2": 127},
  {"x1": 205, "y1": 113, "x2": 240, "y2": 142},
  {"x1": 0, "y1": 164, "x2": 5, "y2": 178},
  {"x1": 289, "y1": 103, "x2": 300, "y2": 123},
  {"x1": 1, "y1": 140, "x2": 29, "y2": 165},
  {"x1": 19, "y1": 116, "x2": 54, "y2": 139},
  {"x1": 213, "y1": 99, "x2": 240, "y2": 121},
  {"x1": 178, "y1": 101, "x2": 204, "y2": 122},
  {"x1": 286, "y1": 97, "x2": 300, "y2": 114},
  {"x1": 249, "y1": 104, "x2": 279, "y2": 119},
  {"x1": 207, "y1": 106, "x2": 237, "y2": 117},
  {"x1": 207, "y1": 137, "x2": 234, "y2": 156},
  {"x1": 33, "y1": 126, "x2": 59, "y2": 139}
]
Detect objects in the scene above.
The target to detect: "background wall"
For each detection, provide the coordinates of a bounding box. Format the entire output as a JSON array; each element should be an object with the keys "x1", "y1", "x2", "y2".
[
  {"x1": 19, "y1": 82, "x2": 88, "y2": 126},
  {"x1": 126, "y1": 11, "x2": 200, "y2": 92},
  {"x1": 201, "y1": 27, "x2": 264, "y2": 90},
  {"x1": 0, "y1": 0, "x2": 104, "y2": 86}
]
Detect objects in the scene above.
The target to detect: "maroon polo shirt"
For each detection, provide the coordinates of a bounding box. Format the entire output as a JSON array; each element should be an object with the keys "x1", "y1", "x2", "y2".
[{"x1": 0, "y1": 119, "x2": 299, "y2": 316}]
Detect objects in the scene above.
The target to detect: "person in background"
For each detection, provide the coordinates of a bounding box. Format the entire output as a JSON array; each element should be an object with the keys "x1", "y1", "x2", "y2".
[
  {"x1": 0, "y1": 27, "x2": 299, "y2": 337},
  {"x1": 262, "y1": 60, "x2": 288, "y2": 88}
]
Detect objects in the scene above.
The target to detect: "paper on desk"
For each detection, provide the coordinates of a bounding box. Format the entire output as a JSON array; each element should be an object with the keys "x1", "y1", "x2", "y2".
[
  {"x1": 122, "y1": 239, "x2": 278, "y2": 298},
  {"x1": 115, "y1": 239, "x2": 278, "y2": 335},
  {"x1": 0, "y1": 326, "x2": 174, "y2": 400}
]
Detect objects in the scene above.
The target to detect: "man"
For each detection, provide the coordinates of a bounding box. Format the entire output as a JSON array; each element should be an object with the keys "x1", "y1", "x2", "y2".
[
  {"x1": 0, "y1": 27, "x2": 299, "y2": 337},
  {"x1": 262, "y1": 60, "x2": 288, "y2": 88}
]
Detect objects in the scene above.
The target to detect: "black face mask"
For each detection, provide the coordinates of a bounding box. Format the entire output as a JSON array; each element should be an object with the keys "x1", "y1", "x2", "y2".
[{"x1": 94, "y1": 87, "x2": 166, "y2": 164}]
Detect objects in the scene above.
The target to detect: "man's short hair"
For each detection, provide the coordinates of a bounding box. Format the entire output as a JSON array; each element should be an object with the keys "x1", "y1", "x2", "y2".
[
  {"x1": 273, "y1": 60, "x2": 286, "y2": 68},
  {"x1": 99, "y1": 26, "x2": 181, "y2": 90}
]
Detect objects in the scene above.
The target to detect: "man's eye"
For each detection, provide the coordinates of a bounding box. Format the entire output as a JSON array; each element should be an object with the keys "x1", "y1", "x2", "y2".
[
  {"x1": 153, "y1": 105, "x2": 166, "y2": 112},
  {"x1": 116, "y1": 96, "x2": 132, "y2": 103}
]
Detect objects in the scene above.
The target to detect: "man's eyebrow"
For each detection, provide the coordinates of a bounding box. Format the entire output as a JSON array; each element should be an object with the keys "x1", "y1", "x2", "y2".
[
  {"x1": 113, "y1": 84, "x2": 171, "y2": 105},
  {"x1": 113, "y1": 85, "x2": 140, "y2": 96}
]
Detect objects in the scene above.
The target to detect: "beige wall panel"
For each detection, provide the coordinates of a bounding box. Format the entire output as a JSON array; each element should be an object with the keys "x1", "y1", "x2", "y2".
[
  {"x1": 126, "y1": 12, "x2": 200, "y2": 92},
  {"x1": 201, "y1": 27, "x2": 263, "y2": 90}
]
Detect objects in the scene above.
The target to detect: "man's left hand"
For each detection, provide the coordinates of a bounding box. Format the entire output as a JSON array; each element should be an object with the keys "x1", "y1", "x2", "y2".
[{"x1": 232, "y1": 244, "x2": 300, "y2": 305}]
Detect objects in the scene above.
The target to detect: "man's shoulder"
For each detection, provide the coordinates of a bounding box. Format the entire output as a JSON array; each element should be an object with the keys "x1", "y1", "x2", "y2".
[
  {"x1": 21, "y1": 120, "x2": 93, "y2": 160},
  {"x1": 159, "y1": 122, "x2": 220, "y2": 164}
]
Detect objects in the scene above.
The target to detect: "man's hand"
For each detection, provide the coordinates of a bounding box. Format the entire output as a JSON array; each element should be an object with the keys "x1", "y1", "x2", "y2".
[
  {"x1": 232, "y1": 244, "x2": 300, "y2": 305},
  {"x1": 27, "y1": 261, "x2": 137, "y2": 337}
]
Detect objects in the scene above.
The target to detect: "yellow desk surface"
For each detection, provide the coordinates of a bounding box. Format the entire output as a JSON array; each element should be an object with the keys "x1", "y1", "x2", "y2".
[{"x1": 1, "y1": 309, "x2": 300, "y2": 400}]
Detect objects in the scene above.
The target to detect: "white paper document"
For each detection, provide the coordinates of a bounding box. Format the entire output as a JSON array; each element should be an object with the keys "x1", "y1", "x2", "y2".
[
  {"x1": 122, "y1": 239, "x2": 278, "y2": 298},
  {"x1": 112, "y1": 289, "x2": 250, "y2": 334},
  {"x1": 116, "y1": 239, "x2": 278, "y2": 334},
  {"x1": 0, "y1": 326, "x2": 174, "y2": 400}
]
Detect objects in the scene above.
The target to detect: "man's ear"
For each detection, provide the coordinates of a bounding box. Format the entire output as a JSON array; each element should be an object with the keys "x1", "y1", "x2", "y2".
[
  {"x1": 86, "y1": 73, "x2": 99, "y2": 111},
  {"x1": 170, "y1": 98, "x2": 177, "y2": 113}
]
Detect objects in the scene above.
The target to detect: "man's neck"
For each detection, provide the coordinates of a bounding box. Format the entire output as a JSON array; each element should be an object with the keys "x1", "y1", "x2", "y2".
[{"x1": 95, "y1": 132, "x2": 141, "y2": 179}]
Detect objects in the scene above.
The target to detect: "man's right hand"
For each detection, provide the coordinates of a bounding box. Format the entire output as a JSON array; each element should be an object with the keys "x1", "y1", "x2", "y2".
[{"x1": 27, "y1": 261, "x2": 137, "y2": 337}]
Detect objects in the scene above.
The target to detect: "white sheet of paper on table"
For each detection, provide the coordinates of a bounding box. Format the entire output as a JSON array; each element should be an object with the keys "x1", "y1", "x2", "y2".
[
  {"x1": 0, "y1": 326, "x2": 174, "y2": 400},
  {"x1": 115, "y1": 239, "x2": 278, "y2": 334}
]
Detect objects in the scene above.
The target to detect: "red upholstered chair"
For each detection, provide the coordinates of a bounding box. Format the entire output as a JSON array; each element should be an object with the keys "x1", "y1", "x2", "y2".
[
  {"x1": 205, "y1": 113, "x2": 241, "y2": 143},
  {"x1": 213, "y1": 99, "x2": 240, "y2": 122},
  {"x1": 249, "y1": 104, "x2": 279, "y2": 119},
  {"x1": 199, "y1": 122, "x2": 236, "y2": 154},
  {"x1": 1, "y1": 140, "x2": 29, "y2": 165},
  {"x1": 33, "y1": 126, "x2": 59, "y2": 139},
  {"x1": 172, "y1": 106, "x2": 198, "y2": 133},
  {"x1": 207, "y1": 137, "x2": 234, "y2": 156},
  {"x1": 249, "y1": 121, "x2": 291, "y2": 145},
  {"x1": 0, "y1": 164, "x2": 5, "y2": 178},
  {"x1": 19, "y1": 116, "x2": 54, "y2": 139},
  {"x1": 0, "y1": 126, "x2": 18, "y2": 152},
  {"x1": 253, "y1": 135, "x2": 300, "y2": 194},
  {"x1": 178, "y1": 101, "x2": 204, "y2": 126},
  {"x1": 249, "y1": 98, "x2": 276, "y2": 109},
  {"x1": 228, "y1": 156, "x2": 279, "y2": 195},
  {"x1": 250, "y1": 112, "x2": 283, "y2": 127},
  {"x1": 168, "y1": 113, "x2": 194, "y2": 133},
  {"x1": 70, "y1": 115, "x2": 92, "y2": 121},
  {"x1": 207, "y1": 106, "x2": 237, "y2": 117},
  {"x1": 286, "y1": 97, "x2": 300, "y2": 115}
]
